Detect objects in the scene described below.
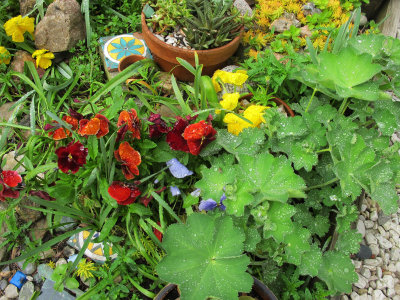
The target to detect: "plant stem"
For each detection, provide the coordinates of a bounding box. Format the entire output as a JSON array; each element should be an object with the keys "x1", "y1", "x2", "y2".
[
  {"x1": 316, "y1": 147, "x2": 331, "y2": 154},
  {"x1": 127, "y1": 275, "x2": 156, "y2": 298},
  {"x1": 338, "y1": 98, "x2": 348, "y2": 115},
  {"x1": 305, "y1": 178, "x2": 339, "y2": 191},
  {"x1": 305, "y1": 88, "x2": 317, "y2": 113}
]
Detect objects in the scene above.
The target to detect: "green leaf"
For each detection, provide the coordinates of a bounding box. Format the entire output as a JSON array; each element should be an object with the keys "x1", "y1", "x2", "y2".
[
  {"x1": 88, "y1": 135, "x2": 98, "y2": 160},
  {"x1": 331, "y1": 134, "x2": 375, "y2": 199},
  {"x1": 263, "y1": 202, "x2": 296, "y2": 243},
  {"x1": 277, "y1": 116, "x2": 308, "y2": 139},
  {"x1": 99, "y1": 178, "x2": 117, "y2": 208},
  {"x1": 224, "y1": 182, "x2": 253, "y2": 216},
  {"x1": 128, "y1": 203, "x2": 152, "y2": 217},
  {"x1": 140, "y1": 139, "x2": 157, "y2": 149},
  {"x1": 46, "y1": 182, "x2": 76, "y2": 205},
  {"x1": 318, "y1": 47, "x2": 382, "y2": 89},
  {"x1": 65, "y1": 277, "x2": 80, "y2": 290},
  {"x1": 157, "y1": 213, "x2": 253, "y2": 300},
  {"x1": 289, "y1": 143, "x2": 318, "y2": 171},
  {"x1": 299, "y1": 244, "x2": 323, "y2": 277},
  {"x1": 239, "y1": 153, "x2": 306, "y2": 202},
  {"x1": 284, "y1": 227, "x2": 311, "y2": 266},
  {"x1": 335, "y1": 229, "x2": 362, "y2": 255},
  {"x1": 25, "y1": 163, "x2": 57, "y2": 181},
  {"x1": 318, "y1": 251, "x2": 358, "y2": 293},
  {"x1": 370, "y1": 183, "x2": 398, "y2": 214},
  {"x1": 372, "y1": 100, "x2": 400, "y2": 136}
]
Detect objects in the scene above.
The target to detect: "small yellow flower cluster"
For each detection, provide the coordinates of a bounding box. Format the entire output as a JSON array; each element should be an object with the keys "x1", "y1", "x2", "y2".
[
  {"x1": 75, "y1": 259, "x2": 97, "y2": 279},
  {"x1": 2, "y1": 15, "x2": 55, "y2": 69},
  {"x1": 211, "y1": 69, "x2": 269, "y2": 135},
  {"x1": 0, "y1": 47, "x2": 11, "y2": 65}
]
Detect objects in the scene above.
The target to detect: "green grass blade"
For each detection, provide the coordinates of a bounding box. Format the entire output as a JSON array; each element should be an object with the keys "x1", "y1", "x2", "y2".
[{"x1": 151, "y1": 191, "x2": 182, "y2": 224}]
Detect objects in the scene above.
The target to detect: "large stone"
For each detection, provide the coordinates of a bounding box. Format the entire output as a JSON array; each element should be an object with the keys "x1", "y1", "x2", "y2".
[
  {"x1": 2, "y1": 151, "x2": 25, "y2": 174},
  {"x1": 15, "y1": 197, "x2": 42, "y2": 223},
  {"x1": 270, "y1": 13, "x2": 300, "y2": 33},
  {"x1": 30, "y1": 218, "x2": 48, "y2": 241},
  {"x1": 4, "y1": 284, "x2": 18, "y2": 298},
  {"x1": 37, "y1": 279, "x2": 75, "y2": 300},
  {"x1": 35, "y1": 0, "x2": 86, "y2": 52},
  {"x1": 234, "y1": 0, "x2": 253, "y2": 17},
  {"x1": 19, "y1": 281, "x2": 34, "y2": 300},
  {"x1": 19, "y1": 0, "x2": 36, "y2": 15},
  {"x1": 0, "y1": 102, "x2": 16, "y2": 122}
]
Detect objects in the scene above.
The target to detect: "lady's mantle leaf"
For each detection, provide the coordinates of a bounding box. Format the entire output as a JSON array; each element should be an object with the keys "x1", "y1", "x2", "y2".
[
  {"x1": 298, "y1": 244, "x2": 322, "y2": 277},
  {"x1": 284, "y1": 227, "x2": 311, "y2": 266},
  {"x1": 156, "y1": 213, "x2": 253, "y2": 300},
  {"x1": 335, "y1": 229, "x2": 362, "y2": 255},
  {"x1": 318, "y1": 251, "x2": 358, "y2": 293},
  {"x1": 239, "y1": 153, "x2": 306, "y2": 202}
]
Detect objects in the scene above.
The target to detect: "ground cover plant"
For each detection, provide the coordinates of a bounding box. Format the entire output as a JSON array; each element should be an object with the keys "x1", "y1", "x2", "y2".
[{"x1": 0, "y1": 1, "x2": 399, "y2": 300}]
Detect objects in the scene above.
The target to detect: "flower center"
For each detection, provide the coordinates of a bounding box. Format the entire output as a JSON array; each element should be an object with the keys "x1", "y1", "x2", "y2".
[{"x1": 68, "y1": 153, "x2": 73, "y2": 161}]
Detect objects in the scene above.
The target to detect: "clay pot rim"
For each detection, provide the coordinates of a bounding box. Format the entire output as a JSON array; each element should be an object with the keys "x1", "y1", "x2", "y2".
[
  {"x1": 240, "y1": 93, "x2": 295, "y2": 117},
  {"x1": 141, "y1": 12, "x2": 244, "y2": 56},
  {"x1": 118, "y1": 54, "x2": 146, "y2": 73}
]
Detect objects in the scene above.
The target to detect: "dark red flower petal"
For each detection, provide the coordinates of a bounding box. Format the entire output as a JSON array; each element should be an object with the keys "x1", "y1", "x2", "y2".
[
  {"x1": 2, "y1": 170, "x2": 22, "y2": 187},
  {"x1": 140, "y1": 195, "x2": 153, "y2": 207},
  {"x1": 166, "y1": 117, "x2": 190, "y2": 153},
  {"x1": 0, "y1": 184, "x2": 20, "y2": 201},
  {"x1": 68, "y1": 108, "x2": 84, "y2": 121},
  {"x1": 148, "y1": 114, "x2": 170, "y2": 139},
  {"x1": 55, "y1": 141, "x2": 88, "y2": 174},
  {"x1": 29, "y1": 190, "x2": 56, "y2": 201}
]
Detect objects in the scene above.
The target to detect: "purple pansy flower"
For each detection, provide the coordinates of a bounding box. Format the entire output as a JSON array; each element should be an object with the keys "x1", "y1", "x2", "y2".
[
  {"x1": 191, "y1": 188, "x2": 201, "y2": 197},
  {"x1": 170, "y1": 186, "x2": 181, "y2": 196},
  {"x1": 166, "y1": 158, "x2": 193, "y2": 178},
  {"x1": 199, "y1": 194, "x2": 226, "y2": 211}
]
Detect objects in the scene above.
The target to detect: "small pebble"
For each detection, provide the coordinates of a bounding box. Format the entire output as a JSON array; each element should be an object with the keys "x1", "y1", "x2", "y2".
[
  {"x1": 56, "y1": 258, "x2": 67, "y2": 267},
  {"x1": 4, "y1": 284, "x2": 18, "y2": 298}
]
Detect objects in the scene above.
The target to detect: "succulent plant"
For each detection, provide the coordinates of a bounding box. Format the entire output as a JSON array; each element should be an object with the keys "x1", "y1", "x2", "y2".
[{"x1": 179, "y1": 0, "x2": 242, "y2": 49}]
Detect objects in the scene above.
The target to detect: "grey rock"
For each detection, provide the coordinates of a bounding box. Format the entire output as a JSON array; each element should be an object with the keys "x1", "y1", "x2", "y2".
[
  {"x1": 364, "y1": 258, "x2": 381, "y2": 267},
  {"x1": 234, "y1": 0, "x2": 253, "y2": 17},
  {"x1": 37, "y1": 264, "x2": 54, "y2": 280},
  {"x1": 370, "y1": 244, "x2": 379, "y2": 256},
  {"x1": 270, "y1": 13, "x2": 300, "y2": 33},
  {"x1": 39, "y1": 249, "x2": 55, "y2": 260},
  {"x1": 2, "y1": 151, "x2": 25, "y2": 174},
  {"x1": 356, "y1": 244, "x2": 372, "y2": 260},
  {"x1": 56, "y1": 216, "x2": 77, "y2": 232},
  {"x1": 365, "y1": 232, "x2": 377, "y2": 245},
  {"x1": 56, "y1": 258, "x2": 67, "y2": 267},
  {"x1": 26, "y1": 276, "x2": 33, "y2": 281},
  {"x1": 354, "y1": 274, "x2": 369, "y2": 289},
  {"x1": 33, "y1": 273, "x2": 43, "y2": 284},
  {"x1": 353, "y1": 260, "x2": 362, "y2": 269},
  {"x1": 0, "y1": 102, "x2": 16, "y2": 123},
  {"x1": 63, "y1": 246, "x2": 75, "y2": 257},
  {"x1": 391, "y1": 248, "x2": 400, "y2": 261},
  {"x1": 19, "y1": 281, "x2": 34, "y2": 300},
  {"x1": 31, "y1": 218, "x2": 48, "y2": 241},
  {"x1": 372, "y1": 290, "x2": 385, "y2": 300},
  {"x1": 376, "y1": 279, "x2": 386, "y2": 290},
  {"x1": 37, "y1": 279, "x2": 75, "y2": 300},
  {"x1": 382, "y1": 275, "x2": 395, "y2": 289},
  {"x1": 350, "y1": 291, "x2": 359, "y2": 300},
  {"x1": 340, "y1": 296, "x2": 349, "y2": 300},
  {"x1": 0, "y1": 279, "x2": 7, "y2": 290},
  {"x1": 4, "y1": 284, "x2": 18, "y2": 298},
  {"x1": 357, "y1": 219, "x2": 366, "y2": 237},
  {"x1": 35, "y1": 0, "x2": 86, "y2": 52},
  {"x1": 376, "y1": 235, "x2": 393, "y2": 249},
  {"x1": 19, "y1": 0, "x2": 36, "y2": 15},
  {"x1": 360, "y1": 15, "x2": 368, "y2": 26},
  {"x1": 15, "y1": 197, "x2": 42, "y2": 223},
  {"x1": 17, "y1": 260, "x2": 36, "y2": 275},
  {"x1": 370, "y1": 210, "x2": 378, "y2": 221},
  {"x1": 377, "y1": 266, "x2": 382, "y2": 279},
  {"x1": 0, "y1": 296, "x2": 6, "y2": 300},
  {"x1": 378, "y1": 210, "x2": 391, "y2": 226}
]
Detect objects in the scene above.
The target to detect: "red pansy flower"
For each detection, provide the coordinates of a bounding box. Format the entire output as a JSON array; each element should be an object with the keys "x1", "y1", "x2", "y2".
[
  {"x1": 117, "y1": 109, "x2": 141, "y2": 140},
  {"x1": 108, "y1": 181, "x2": 141, "y2": 205},
  {"x1": 68, "y1": 108, "x2": 84, "y2": 121},
  {"x1": 55, "y1": 141, "x2": 88, "y2": 174},
  {"x1": 114, "y1": 142, "x2": 141, "y2": 180},
  {"x1": 166, "y1": 117, "x2": 190, "y2": 153},
  {"x1": 183, "y1": 120, "x2": 217, "y2": 155},
  {"x1": 78, "y1": 114, "x2": 109, "y2": 138},
  {"x1": 153, "y1": 221, "x2": 163, "y2": 242},
  {"x1": 148, "y1": 114, "x2": 169, "y2": 139},
  {"x1": 47, "y1": 116, "x2": 79, "y2": 140},
  {"x1": 29, "y1": 190, "x2": 56, "y2": 201},
  {"x1": 0, "y1": 170, "x2": 22, "y2": 201}
]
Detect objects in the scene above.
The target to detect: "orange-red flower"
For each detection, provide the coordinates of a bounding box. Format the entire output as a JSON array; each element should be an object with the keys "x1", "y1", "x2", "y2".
[
  {"x1": 47, "y1": 115, "x2": 79, "y2": 140},
  {"x1": 108, "y1": 181, "x2": 141, "y2": 205},
  {"x1": 117, "y1": 109, "x2": 141, "y2": 140},
  {"x1": 78, "y1": 114, "x2": 109, "y2": 138},
  {"x1": 114, "y1": 142, "x2": 141, "y2": 180},
  {"x1": 183, "y1": 120, "x2": 217, "y2": 155}
]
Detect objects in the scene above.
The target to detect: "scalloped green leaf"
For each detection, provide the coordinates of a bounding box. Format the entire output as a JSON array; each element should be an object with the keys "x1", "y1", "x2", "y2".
[
  {"x1": 284, "y1": 227, "x2": 311, "y2": 266},
  {"x1": 299, "y1": 244, "x2": 323, "y2": 277},
  {"x1": 318, "y1": 251, "x2": 358, "y2": 293},
  {"x1": 263, "y1": 202, "x2": 296, "y2": 243},
  {"x1": 156, "y1": 213, "x2": 253, "y2": 300},
  {"x1": 335, "y1": 229, "x2": 362, "y2": 255},
  {"x1": 239, "y1": 153, "x2": 306, "y2": 202}
]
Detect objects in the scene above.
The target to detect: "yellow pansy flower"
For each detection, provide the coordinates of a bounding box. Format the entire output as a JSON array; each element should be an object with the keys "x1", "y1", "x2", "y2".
[
  {"x1": 212, "y1": 70, "x2": 249, "y2": 92},
  {"x1": 0, "y1": 47, "x2": 11, "y2": 64},
  {"x1": 223, "y1": 113, "x2": 252, "y2": 135},
  {"x1": 243, "y1": 105, "x2": 269, "y2": 127},
  {"x1": 220, "y1": 92, "x2": 240, "y2": 111},
  {"x1": 32, "y1": 49, "x2": 55, "y2": 69},
  {"x1": 4, "y1": 15, "x2": 35, "y2": 43}
]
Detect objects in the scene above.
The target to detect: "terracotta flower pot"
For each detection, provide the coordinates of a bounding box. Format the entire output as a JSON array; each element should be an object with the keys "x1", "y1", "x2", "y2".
[
  {"x1": 118, "y1": 54, "x2": 146, "y2": 73},
  {"x1": 240, "y1": 93, "x2": 295, "y2": 117},
  {"x1": 141, "y1": 12, "x2": 243, "y2": 82},
  {"x1": 154, "y1": 277, "x2": 278, "y2": 300}
]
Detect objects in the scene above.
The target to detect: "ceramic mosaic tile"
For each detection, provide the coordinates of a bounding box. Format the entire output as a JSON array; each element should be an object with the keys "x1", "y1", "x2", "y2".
[
  {"x1": 67, "y1": 230, "x2": 118, "y2": 263},
  {"x1": 99, "y1": 34, "x2": 151, "y2": 72}
]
